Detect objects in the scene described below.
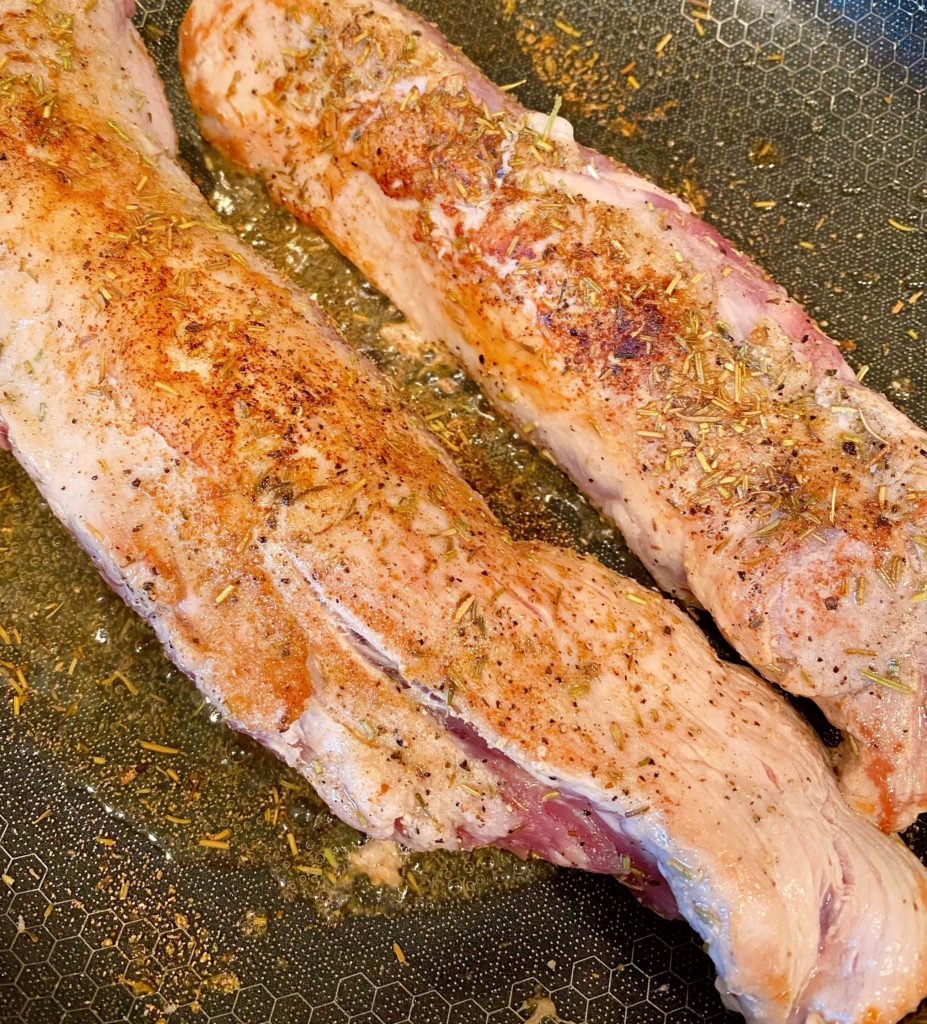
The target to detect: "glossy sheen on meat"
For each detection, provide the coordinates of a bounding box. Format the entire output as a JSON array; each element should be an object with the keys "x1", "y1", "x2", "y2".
[
  {"x1": 179, "y1": 0, "x2": 927, "y2": 833},
  {"x1": 2, "y1": 2, "x2": 927, "y2": 1022}
]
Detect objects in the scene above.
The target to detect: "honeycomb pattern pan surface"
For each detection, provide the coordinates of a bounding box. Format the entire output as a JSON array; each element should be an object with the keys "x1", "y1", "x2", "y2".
[{"x1": 0, "y1": 0, "x2": 925, "y2": 1022}]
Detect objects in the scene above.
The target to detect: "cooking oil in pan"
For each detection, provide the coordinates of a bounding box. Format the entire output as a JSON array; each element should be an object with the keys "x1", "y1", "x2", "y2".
[
  {"x1": 0, "y1": 456, "x2": 553, "y2": 920},
  {"x1": 0, "y1": 150, "x2": 644, "y2": 920}
]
